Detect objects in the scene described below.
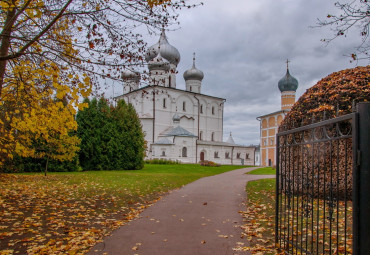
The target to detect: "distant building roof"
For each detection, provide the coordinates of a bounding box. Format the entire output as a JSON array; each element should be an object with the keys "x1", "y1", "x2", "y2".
[
  {"x1": 161, "y1": 126, "x2": 197, "y2": 137},
  {"x1": 153, "y1": 137, "x2": 174, "y2": 145}
]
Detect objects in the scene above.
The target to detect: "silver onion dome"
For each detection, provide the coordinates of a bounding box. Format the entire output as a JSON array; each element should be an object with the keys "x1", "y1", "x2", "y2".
[
  {"x1": 121, "y1": 70, "x2": 140, "y2": 81},
  {"x1": 183, "y1": 53, "x2": 204, "y2": 81},
  {"x1": 145, "y1": 29, "x2": 180, "y2": 66},
  {"x1": 148, "y1": 53, "x2": 170, "y2": 71}
]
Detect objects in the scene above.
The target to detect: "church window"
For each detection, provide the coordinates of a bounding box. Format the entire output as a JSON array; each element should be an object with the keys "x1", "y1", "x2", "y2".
[
  {"x1": 225, "y1": 152, "x2": 230, "y2": 159},
  {"x1": 163, "y1": 98, "x2": 166, "y2": 108},
  {"x1": 183, "y1": 101, "x2": 186, "y2": 111},
  {"x1": 212, "y1": 106, "x2": 215, "y2": 115},
  {"x1": 182, "y1": 147, "x2": 187, "y2": 157},
  {"x1": 211, "y1": 132, "x2": 215, "y2": 141},
  {"x1": 161, "y1": 150, "x2": 166, "y2": 156},
  {"x1": 246, "y1": 153, "x2": 250, "y2": 159},
  {"x1": 199, "y1": 131, "x2": 203, "y2": 140},
  {"x1": 200, "y1": 104, "x2": 203, "y2": 114},
  {"x1": 236, "y1": 153, "x2": 241, "y2": 159},
  {"x1": 214, "y1": 152, "x2": 219, "y2": 158}
]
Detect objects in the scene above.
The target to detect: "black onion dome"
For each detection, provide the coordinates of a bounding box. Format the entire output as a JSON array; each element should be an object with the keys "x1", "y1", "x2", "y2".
[{"x1": 278, "y1": 69, "x2": 299, "y2": 92}]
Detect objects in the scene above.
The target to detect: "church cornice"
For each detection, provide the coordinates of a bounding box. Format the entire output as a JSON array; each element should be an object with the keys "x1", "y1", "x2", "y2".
[{"x1": 115, "y1": 85, "x2": 226, "y2": 101}]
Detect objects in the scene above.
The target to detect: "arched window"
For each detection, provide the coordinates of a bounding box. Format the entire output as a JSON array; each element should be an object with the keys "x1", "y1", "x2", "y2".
[
  {"x1": 214, "y1": 152, "x2": 219, "y2": 158},
  {"x1": 163, "y1": 98, "x2": 166, "y2": 108},
  {"x1": 211, "y1": 132, "x2": 214, "y2": 141},
  {"x1": 200, "y1": 104, "x2": 203, "y2": 114},
  {"x1": 161, "y1": 150, "x2": 166, "y2": 156},
  {"x1": 246, "y1": 153, "x2": 250, "y2": 159},
  {"x1": 236, "y1": 153, "x2": 241, "y2": 159},
  {"x1": 199, "y1": 131, "x2": 203, "y2": 140},
  {"x1": 212, "y1": 106, "x2": 215, "y2": 115},
  {"x1": 225, "y1": 152, "x2": 230, "y2": 159},
  {"x1": 183, "y1": 101, "x2": 186, "y2": 111},
  {"x1": 182, "y1": 147, "x2": 187, "y2": 157}
]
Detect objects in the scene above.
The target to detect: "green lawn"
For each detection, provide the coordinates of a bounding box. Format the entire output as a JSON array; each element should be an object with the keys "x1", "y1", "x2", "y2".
[
  {"x1": 237, "y1": 178, "x2": 277, "y2": 254},
  {"x1": 246, "y1": 167, "x2": 276, "y2": 175},
  {"x1": 0, "y1": 164, "x2": 244, "y2": 254}
]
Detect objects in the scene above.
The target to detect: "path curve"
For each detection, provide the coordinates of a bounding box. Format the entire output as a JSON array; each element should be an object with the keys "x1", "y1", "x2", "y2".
[{"x1": 88, "y1": 167, "x2": 275, "y2": 255}]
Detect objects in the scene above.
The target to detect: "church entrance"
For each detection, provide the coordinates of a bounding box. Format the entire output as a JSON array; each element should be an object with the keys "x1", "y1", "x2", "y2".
[{"x1": 200, "y1": 152, "x2": 204, "y2": 161}]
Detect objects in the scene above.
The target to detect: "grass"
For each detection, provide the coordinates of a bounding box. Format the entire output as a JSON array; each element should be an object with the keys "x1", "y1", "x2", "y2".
[
  {"x1": 247, "y1": 167, "x2": 276, "y2": 175},
  {"x1": 0, "y1": 164, "x2": 245, "y2": 255},
  {"x1": 236, "y1": 178, "x2": 277, "y2": 254}
]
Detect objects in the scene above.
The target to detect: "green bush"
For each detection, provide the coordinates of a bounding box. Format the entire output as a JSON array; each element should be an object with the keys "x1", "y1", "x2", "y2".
[
  {"x1": 3, "y1": 155, "x2": 80, "y2": 173},
  {"x1": 76, "y1": 98, "x2": 145, "y2": 171},
  {"x1": 144, "y1": 159, "x2": 181, "y2": 165}
]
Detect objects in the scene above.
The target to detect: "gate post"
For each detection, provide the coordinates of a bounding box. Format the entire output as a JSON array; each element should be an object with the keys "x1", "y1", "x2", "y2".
[{"x1": 357, "y1": 102, "x2": 370, "y2": 254}]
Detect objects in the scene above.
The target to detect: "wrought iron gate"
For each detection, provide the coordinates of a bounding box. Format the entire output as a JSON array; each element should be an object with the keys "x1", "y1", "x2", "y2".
[{"x1": 275, "y1": 102, "x2": 370, "y2": 255}]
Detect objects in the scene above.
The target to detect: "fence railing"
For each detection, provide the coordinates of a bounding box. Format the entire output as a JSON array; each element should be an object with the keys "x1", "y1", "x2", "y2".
[{"x1": 275, "y1": 102, "x2": 370, "y2": 255}]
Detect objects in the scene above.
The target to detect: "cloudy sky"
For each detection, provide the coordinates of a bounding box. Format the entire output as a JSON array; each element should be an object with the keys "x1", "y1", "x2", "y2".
[{"x1": 114, "y1": 0, "x2": 368, "y2": 145}]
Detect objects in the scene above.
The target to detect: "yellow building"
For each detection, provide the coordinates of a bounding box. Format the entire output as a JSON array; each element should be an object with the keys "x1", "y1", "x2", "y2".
[{"x1": 257, "y1": 64, "x2": 298, "y2": 166}]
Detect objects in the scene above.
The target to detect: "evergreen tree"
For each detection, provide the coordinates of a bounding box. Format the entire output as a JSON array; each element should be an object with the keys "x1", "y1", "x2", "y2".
[{"x1": 76, "y1": 98, "x2": 145, "y2": 170}]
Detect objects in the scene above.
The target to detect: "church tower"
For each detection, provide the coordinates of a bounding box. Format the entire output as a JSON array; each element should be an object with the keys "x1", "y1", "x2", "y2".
[
  {"x1": 183, "y1": 53, "x2": 204, "y2": 93},
  {"x1": 145, "y1": 29, "x2": 180, "y2": 88},
  {"x1": 278, "y1": 60, "x2": 299, "y2": 110}
]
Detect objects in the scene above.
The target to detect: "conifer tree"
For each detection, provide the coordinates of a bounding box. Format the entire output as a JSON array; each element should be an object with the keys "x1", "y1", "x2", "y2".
[{"x1": 76, "y1": 98, "x2": 145, "y2": 170}]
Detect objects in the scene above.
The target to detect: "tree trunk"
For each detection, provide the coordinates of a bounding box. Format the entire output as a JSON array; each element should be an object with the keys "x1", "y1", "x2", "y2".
[
  {"x1": 45, "y1": 155, "x2": 49, "y2": 176},
  {"x1": 0, "y1": 6, "x2": 16, "y2": 97}
]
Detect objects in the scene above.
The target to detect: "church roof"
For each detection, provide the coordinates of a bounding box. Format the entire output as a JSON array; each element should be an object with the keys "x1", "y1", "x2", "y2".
[
  {"x1": 161, "y1": 126, "x2": 197, "y2": 137},
  {"x1": 226, "y1": 133, "x2": 235, "y2": 144},
  {"x1": 153, "y1": 137, "x2": 174, "y2": 145}
]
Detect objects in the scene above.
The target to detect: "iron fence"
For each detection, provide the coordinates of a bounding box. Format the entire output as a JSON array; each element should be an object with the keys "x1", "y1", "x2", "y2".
[{"x1": 275, "y1": 102, "x2": 370, "y2": 255}]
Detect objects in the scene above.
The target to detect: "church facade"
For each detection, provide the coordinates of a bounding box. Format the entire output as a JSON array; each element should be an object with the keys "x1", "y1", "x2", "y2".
[
  {"x1": 116, "y1": 30, "x2": 255, "y2": 165},
  {"x1": 257, "y1": 63, "x2": 299, "y2": 167}
]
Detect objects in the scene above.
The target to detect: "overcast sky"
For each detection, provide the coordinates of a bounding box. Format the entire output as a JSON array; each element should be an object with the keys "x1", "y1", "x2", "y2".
[{"x1": 113, "y1": 0, "x2": 368, "y2": 145}]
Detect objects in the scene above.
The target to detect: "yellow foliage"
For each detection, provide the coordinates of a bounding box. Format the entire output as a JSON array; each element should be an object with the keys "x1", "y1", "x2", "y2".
[{"x1": 0, "y1": 1, "x2": 93, "y2": 166}]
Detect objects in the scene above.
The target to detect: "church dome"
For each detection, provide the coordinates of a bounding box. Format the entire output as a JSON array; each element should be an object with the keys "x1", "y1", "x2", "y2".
[
  {"x1": 148, "y1": 54, "x2": 170, "y2": 72},
  {"x1": 122, "y1": 70, "x2": 140, "y2": 81},
  {"x1": 145, "y1": 29, "x2": 180, "y2": 66},
  {"x1": 183, "y1": 54, "x2": 204, "y2": 81},
  {"x1": 278, "y1": 69, "x2": 298, "y2": 92},
  {"x1": 173, "y1": 113, "x2": 181, "y2": 123}
]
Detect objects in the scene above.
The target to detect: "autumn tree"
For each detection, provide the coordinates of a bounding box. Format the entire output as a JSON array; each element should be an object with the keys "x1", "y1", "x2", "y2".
[
  {"x1": 76, "y1": 98, "x2": 145, "y2": 170},
  {"x1": 317, "y1": 0, "x2": 370, "y2": 61},
  {"x1": 0, "y1": 0, "x2": 196, "y2": 167}
]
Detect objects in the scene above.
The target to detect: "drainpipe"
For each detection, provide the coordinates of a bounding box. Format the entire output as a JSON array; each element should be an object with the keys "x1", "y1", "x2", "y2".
[
  {"x1": 194, "y1": 95, "x2": 200, "y2": 163},
  {"x1": 221, "y1": 99, "x2": 226, "y2": 141},
  {"x1": 231, "y1": 146, "x2": 234, "y2": 165},
  {"x1": 152, "y1": 86, "x2": 156, "y2": 143}
]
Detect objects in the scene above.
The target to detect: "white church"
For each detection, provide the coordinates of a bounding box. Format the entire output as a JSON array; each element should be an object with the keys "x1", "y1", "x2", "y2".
[{"x1": 116, "y1": 30, "x2": 255, "y2": 165}]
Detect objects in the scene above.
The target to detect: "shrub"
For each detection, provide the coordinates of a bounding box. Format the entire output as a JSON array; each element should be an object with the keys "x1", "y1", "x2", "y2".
[
  {"x1": 199, "y1": 160, "x2": 221, "y2": 167},
  {"x1": 278, "y1": 66, "x2": 370, "y2": 200},
  {"x1": 144, "y1": 159, "x2": 181, "y2": 165}
]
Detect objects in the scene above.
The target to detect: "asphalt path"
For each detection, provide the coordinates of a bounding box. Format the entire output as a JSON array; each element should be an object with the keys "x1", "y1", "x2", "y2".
[{"x1": 88, "y1": 167, "x2": 275, "y2": 255}]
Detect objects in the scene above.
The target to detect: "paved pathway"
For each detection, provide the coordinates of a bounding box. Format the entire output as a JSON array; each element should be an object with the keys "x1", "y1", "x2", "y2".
[{"x1": 88, "y1": 167, "x2": 275, "y2": 255}]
